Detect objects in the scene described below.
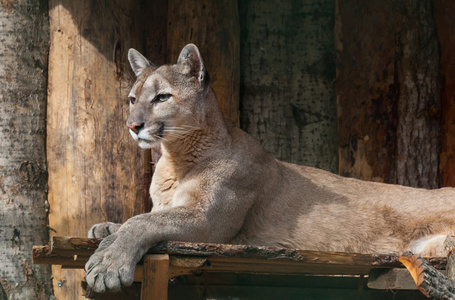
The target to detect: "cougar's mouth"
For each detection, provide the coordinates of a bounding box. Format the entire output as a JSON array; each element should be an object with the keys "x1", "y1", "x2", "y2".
[{"x1": 129, "y1": 122, "x2": 165, "y2": 149}]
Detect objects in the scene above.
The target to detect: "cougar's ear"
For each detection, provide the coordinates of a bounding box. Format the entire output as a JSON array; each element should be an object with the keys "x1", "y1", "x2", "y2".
[
  {"x1": 177, "y1": 44, "x2": 208, "y2": 84},
  {"x1": 128, "y1": 48, "x2": 154, "y2": 77}
]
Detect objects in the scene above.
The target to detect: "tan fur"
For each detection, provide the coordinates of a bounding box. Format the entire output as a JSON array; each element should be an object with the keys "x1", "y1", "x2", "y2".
[{"x1": 85, "y1": 44, "x2": 455, "y2": 293}]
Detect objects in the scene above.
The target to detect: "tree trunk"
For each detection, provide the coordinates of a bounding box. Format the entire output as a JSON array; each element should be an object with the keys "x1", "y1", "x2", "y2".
[
  {"x1": 336, "y1": 0, "x2": 441, "y2": 188},
  {"x1": 0, "y1": 0, "x2": 53, "y2": 299},
  {"x1": 239, "y1": 0, "x2": 337, "y2": 172},
  {"x1": 47, "y1": 1, "x2": 160, "y2": 298}
]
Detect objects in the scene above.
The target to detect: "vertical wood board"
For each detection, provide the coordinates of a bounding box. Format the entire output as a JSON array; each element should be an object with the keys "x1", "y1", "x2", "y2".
[
  {"x1": 336, "y1": 0, "x2": 398, "y2": 183},
  {"x1": 47, "y1": 1, "x2": 153, "y2": 298},
  {"x1": 239, "y1": 0, "x2": 338, "y2": 172},
  {"x1": 336, "y1": 0, "x2": 441, "y2": 188},
  {"x1": 394, "y1": 0, "x2": 441, "y2": 189},
  {"x1": 141, "y1": 255, "x2": 170, "y2": 300},
  {"x1": 434, "y1": 0, "x2": 455, "y2": 187},
  {"x1": 167, "y1": 0, "x2": 240, "y2": 124}
]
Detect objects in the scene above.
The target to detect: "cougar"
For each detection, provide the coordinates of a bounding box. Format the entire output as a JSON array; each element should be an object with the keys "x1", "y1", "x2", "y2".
[{"x1": 85, "y1": 43, "x2": 455, "y2": 293}]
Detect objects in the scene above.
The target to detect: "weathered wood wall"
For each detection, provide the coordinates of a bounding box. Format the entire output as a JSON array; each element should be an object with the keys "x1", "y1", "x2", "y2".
[
  {"x1": 336, "y1": 0, "x2": 441, "y2": 188},
  {"x1": 435, "y1": 0, "x2": 455, "y2": 187},
  {"x1": 395, "y1": 0, "x2": 441, "y2": 189},
  {"x1": 335, "y1": 0, "x2": 398, "y2": 183},
  {"x1": 47, "y1": 1, "x2": 239, "y2": 299},
  {"x1": 47, "y1": 1, "x2": 154, "y2": 298},
  {"x1": 167, "y1": 0, "x2": 240, "y2": 124},
  {"x1": 239, "y1": 0, "x2": 338, "y2": 173}
]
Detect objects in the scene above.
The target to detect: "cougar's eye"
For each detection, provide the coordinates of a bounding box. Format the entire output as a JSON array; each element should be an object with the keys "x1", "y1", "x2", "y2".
[
  {"x1": 157, "y1": 94, "x2": 171, "y2": 102},
  {"x1": 129, "y1": 96, "x2": 136, "y2": 105}
]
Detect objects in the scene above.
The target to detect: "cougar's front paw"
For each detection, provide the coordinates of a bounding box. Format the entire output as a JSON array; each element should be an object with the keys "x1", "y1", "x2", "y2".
[
  {"x1": 88, "y1": 222, "x2": 122, "y2": 238},
  {"x1": 85, "y1": 235, "x2": 137, "y2": 293}
]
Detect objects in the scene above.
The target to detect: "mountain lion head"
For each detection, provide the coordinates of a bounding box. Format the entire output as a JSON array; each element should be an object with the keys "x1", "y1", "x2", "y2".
[{"x1": 126, "y1": 44, "x2": 210, "y2": 149}]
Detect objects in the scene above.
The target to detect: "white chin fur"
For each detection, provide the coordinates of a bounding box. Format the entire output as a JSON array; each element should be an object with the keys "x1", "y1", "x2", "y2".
[
  {"x1": 138, "y1": 141, "x2": 152, "y2": 149},
  {"x1": 130, "y1": 129, "x2": 159, "y2": 149},
  {"x1": 129, "y1": 129, "x2": 139, "y2": 141},
  {"x1": 138, "y1": 140, "x2": 154, "y2": 149}
]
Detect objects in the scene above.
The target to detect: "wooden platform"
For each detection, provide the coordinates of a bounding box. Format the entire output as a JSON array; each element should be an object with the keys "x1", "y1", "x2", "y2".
[{"x1": 33, "y1": 236, "x2": 447, "y2": 299}]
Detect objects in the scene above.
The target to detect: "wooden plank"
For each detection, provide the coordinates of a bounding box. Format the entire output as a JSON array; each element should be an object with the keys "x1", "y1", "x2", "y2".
[
  {"x1": 45, "y1": 237, "x2": 447, "y2": 268},
  {"x1": 141, "y1": 0, "x2": 168, "y2": 66},
  {"x1": 34, "y1": 248, "x2": 384, "y2": 278},
  {"x1": 136, "y1": 256, "x2": 208, "y2": 281},
  {"x1": 35, "y1": 242, "x2": 452, "y2": 296},
  {"x1": 34, "y1": 238, "x2": 448, "y2": 279},
  {"x1": 435, "y1": 0, "x2": 455, "y2": 187},
  {"x1": 239, "y1": 0, "x2": 337, "y2": 171},
  {"x1": 35, "y1": 237, "x2": 449, "y2": 297},
  {"x1": 51, "y1": 236, "x2": 102, "y2": 255},
  {"x1": 336, "y1": 0, "x2": 441, "y2": 188},
  {"x1": 336, "y1": 0, "x2": 398, "y2": 182},
  {"x1": 167, "y1": 0, "x2": 240, "y2": 124},
  {"x1": 47, "y1": 1, "x2": 156, "y2": 298},
  {"x1": 47, "y1": 236, "x2": 414, "y2": 269},
  {"x1": 394, "y1": 0, "x2": 441, "y2": 188},
  {"x1": 33, "y1": 245, "x2": 89, "y2": 268},
  {"x1": 141, "y1": 255, "x2": 169, "y2": 300},
  {"x1": 135, "y1": 257, "x2": 207, "y2": 282}
]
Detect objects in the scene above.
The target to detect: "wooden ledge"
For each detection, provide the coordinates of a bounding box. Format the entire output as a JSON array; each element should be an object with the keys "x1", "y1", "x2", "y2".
[
  {"x1": 34, "y1": 237, "x2": 452, "y2": 299},
  {"x1": 33, "y1": 236, "x2": 447, "y2": 279}
]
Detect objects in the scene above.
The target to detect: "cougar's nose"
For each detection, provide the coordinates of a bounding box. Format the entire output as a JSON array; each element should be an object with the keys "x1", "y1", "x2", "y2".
[{"x1": 126, "y1": 122, "x2": 144, "y2": 134}]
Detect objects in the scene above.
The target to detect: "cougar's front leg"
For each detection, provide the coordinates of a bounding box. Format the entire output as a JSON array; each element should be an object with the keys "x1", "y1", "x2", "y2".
[
  {"x1": 88, "y1": 222, "x2": 122, "y2": 238},
  {"x1": 85, "y1": 206, "x2": 209, "y2": 293}
]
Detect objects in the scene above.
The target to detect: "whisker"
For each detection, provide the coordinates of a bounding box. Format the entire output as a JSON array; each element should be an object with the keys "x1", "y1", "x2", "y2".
[
  {"x1": 167, "y1": 124, "x2": 199, "y2": 128},
  {"x1": 190, "y1": 116, "x2": 200, "y2": 126},
  {"x1": 165, "y1": 126, "x2": 200, "y2": 131},
  {"x1": 163, "y1": 129, "x2": 196, "y2": 135},
  {"x1": 163, "y1": 128, "x2": 192, "y2": 131},
  {"x1": 162, "y1": 131, "x2": 192, "y2": 136},
  {"x1": 156, "y1": 136, "x2": 171, "y2": 143},
  {"x1": 162, "y1": 129, "x2": 189, "y2": 134},
  {"x1": 160, "y1": 124, "x2": 203, "y2": 142},
  {"x1": 162, "y1": 134, "x2": 183, "y2": 139},
  {"x1": 161, "y1": 132, "x2": 186, "y2": 139}
]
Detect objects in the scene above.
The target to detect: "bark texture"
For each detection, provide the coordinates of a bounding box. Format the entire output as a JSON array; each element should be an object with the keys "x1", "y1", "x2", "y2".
[
  {"x1": 47, "y1": 1, "x2": 157, "y2": 298},
  {"x1": 0, "y1": 0, "x2": 53, "y2": 299},
  {"x1": 239, "y1": 0, "x2": 337, "y2": 172},
  {"x1": 400, "y1": 253, "x2": 455, "y2": 299},
  {"x1": 336, "y1": 0, "x2": 441, "y2": 188}
]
